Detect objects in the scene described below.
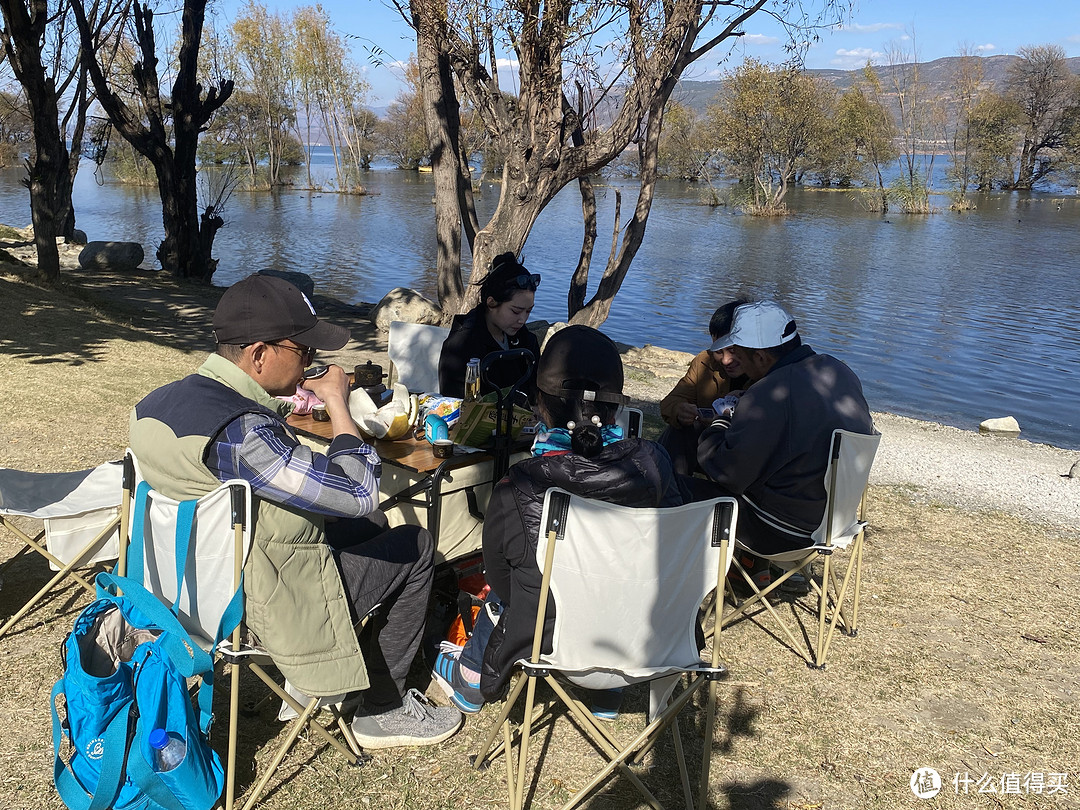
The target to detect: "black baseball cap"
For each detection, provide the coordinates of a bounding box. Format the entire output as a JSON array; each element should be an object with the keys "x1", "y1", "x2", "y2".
[
  {"x1": 536, "y1": 325, "x2": 628, "y2": 406},
  {"x1": 212, "y1": 274, "x2": 350, "y2": 350}
]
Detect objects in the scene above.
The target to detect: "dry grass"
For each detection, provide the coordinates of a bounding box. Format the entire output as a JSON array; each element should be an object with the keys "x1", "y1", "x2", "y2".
[{"x1": 1, "y1": 269, "x2": 1078, "y2": 810}]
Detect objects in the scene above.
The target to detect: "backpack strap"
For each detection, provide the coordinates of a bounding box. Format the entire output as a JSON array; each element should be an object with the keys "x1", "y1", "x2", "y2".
[
  {"x1": 113, "y1": 479, "x2": 245, "y2": 734},
  {"x1": 126, "y1": 748, "x2": 189, "y2": 810},
  {"x1": 51, "y1": 677, "x2": 133, "y2": 810}
]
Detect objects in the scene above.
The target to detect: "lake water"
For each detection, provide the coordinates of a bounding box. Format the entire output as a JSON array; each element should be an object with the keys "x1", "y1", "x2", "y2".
[{"x1": 2, "y1": 158, "x2": 1079, "y2": 450}]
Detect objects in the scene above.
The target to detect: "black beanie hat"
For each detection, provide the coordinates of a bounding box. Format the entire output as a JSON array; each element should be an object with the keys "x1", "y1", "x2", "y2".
[{"x1": 536, "y1": 325, "x2": 628, "y2": 406}]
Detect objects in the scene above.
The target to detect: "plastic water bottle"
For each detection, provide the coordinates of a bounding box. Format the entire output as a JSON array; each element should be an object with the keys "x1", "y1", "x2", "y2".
[
  {"x1": 149, "y1": 728, "x2": 186, "y2": 772},
  {"x1": 464, "y1": 358, "x2": 481, "y2": 402}
]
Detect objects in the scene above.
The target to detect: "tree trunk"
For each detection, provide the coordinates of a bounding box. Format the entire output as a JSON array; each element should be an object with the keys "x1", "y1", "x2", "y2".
[
  {"x1": 1, "y1": 0, "x2": 73, "y2": 281},
  {"x1": 571, "y1": 99, "x2": 665, "y2": 327},
  {"x1": 412, "y1": 0, "x2": 471, "y2": 316},
  {"x1": 72, "y1": 0, "x2": 231, "y2": 282}
]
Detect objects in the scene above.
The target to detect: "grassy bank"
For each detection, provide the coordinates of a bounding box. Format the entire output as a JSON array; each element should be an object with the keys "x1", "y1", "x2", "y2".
[{"x1": 1, "y1": 269, "x2": 1078, "y2": 810}]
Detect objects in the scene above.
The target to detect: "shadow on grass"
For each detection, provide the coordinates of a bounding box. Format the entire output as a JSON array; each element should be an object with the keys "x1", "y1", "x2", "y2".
[{"x1": 0, "y1": 270, "x2": 384, "y2": 366}]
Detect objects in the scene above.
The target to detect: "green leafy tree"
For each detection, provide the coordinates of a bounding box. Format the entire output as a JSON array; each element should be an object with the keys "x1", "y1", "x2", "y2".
[
  {"x1": 379, "y1": 57, "x2": 427, "y2": 170},
  {"x1": 709, "y1": 60, "x2": 832, "y2": 213},
  {"x1": 941, "y1": 49, "x2": 986, "y2": 203},
  {"x1": 834, "y1": 65, "x2": 899, "y2": 211},
  {"x1": 229, "y1": 1, "x2": 295, "y2": 187},
  {"x1": 967, "y1": 92, "x2": 1023, "y2": 190},
  {"x1": 883, "y1": 32, "x2": 939, "y2": 213},
  {"x1": 658, "y1": 101, "x2": 713, "y2": 181},
  {"x1": 292, "y1": 4, "x2": 374, "y2": 192}
]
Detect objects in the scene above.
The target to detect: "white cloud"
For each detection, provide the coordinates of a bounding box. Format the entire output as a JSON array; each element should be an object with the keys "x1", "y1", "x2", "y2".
[
  {"x1": 742, "y1": 34, "x2": 780, "y2": 46},
  {"x1": 495, "y1": 57, "x2": 520, "y2": 69},
  {"x1": 838, "y1": 22, "x2": 904, "y2": 34},
  {"x1": 975, "y1": 43, "x2": 997, "y2": 53},
  {"x1": 829, "y1": 47, "x2": 885, "y2": 68}
]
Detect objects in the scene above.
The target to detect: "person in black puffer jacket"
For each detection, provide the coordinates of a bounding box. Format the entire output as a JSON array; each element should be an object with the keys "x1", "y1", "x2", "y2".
[{"x1": 431, "y1": 325, "x2": 681, "y2": 714}]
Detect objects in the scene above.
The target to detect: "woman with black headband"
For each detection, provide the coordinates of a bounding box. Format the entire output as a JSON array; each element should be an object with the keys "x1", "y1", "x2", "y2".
[{"x1": 438, "y1": 252, "x2": 542, "y2": 402}]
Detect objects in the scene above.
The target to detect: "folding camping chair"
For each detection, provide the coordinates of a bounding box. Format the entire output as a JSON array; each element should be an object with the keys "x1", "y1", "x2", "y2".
[
  {"x1": 718, "y1": 429, "x2": 881, "y2": 669},
  {"x1": 617, "y1": 406, "x2": 644, "y2": 439},
  {"x1": 121, "y1": 452, "x2": 364, "y2": 810},
  {"x1": 471, "y1": 488, "x2": 737, "y2": 810},
  {"x1": 387, "y1": 320, "x2": 450, "y2": 394},
  {"x1": 0, "y1": 462, "x2": 123, "y2": 639}
]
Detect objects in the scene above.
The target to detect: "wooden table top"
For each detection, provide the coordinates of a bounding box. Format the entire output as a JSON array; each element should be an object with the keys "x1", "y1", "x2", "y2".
[{"x1": 287, "y1": 411, "x2": 459, "y2": 475}]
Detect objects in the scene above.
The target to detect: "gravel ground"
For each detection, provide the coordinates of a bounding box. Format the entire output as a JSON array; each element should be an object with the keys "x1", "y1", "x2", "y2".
[{"x1": 868, "y1": 411, "x2": 1080, "y2": 530}]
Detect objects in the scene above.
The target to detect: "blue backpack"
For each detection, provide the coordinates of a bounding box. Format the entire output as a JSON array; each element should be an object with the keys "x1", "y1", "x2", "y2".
[{"x1": 51, "y1": 490, "x2": 242, "y2": 810}]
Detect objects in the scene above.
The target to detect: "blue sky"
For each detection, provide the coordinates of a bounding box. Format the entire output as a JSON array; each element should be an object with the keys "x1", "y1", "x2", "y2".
[{"x1": 214, "y1": 0, "x2": 1080, "y2": 104}]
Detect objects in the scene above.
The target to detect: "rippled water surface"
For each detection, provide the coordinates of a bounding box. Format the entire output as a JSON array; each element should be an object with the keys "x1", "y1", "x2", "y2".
[{"x1": 2, "y1": 160, "x2": 1078, "y2": 449}]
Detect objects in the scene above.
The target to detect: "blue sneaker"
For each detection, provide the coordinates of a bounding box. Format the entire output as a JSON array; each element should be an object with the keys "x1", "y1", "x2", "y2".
[
  {"x1": 432, "y1": 651, "x2": 484, "y2": 714},
  {"x1": 589, "y1": 687, "x2": 624, "y2": 721}
]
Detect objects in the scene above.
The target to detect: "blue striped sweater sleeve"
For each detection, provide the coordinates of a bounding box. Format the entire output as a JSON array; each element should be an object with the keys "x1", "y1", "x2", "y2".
[{"x1": 207, "y1": 412, "x2": 381, "y2": 518}]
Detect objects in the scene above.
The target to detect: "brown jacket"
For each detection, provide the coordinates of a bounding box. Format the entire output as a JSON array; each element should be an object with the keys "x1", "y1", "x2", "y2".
[{"x1": 660, "y1": 350, "x2": 742, "y2": 427}]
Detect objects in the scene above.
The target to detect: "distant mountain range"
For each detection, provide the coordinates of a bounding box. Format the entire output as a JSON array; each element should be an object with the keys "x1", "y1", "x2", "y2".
[{"x1": 670, "y1": 54, "x2": 1080, "y2": 114}]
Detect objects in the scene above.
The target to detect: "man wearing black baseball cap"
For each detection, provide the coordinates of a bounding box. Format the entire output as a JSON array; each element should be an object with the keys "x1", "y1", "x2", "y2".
[{"x1": 130, "y1": 274, "x2": 461, "y2": 748}]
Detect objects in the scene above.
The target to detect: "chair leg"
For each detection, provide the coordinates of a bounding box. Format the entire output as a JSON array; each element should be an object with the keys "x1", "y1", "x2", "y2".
[
  {"x1": 0, "y1": 519, "x2": 117, "y2": 638},
  {"x1": 225, "y1": 638, "x2": 241, "y2": 810},
  {"x1": 513, "y1": 676, "x2": 543, "y2": 810},
  {"x1": 815, "y1": 546, "x2": 861, "y2": 668},
  {"x1": 547, "y1": 674, "x2": 696, "y2": 810},
  {"x1": 698, "y1": 678, "x2": 718, "y2": 810},
  {"x1": 240, "y1": 690, "x2": 322, "y2": 810},
  {"x1": 247, "y1": 663, "x2": 360, "y2": 762},
  {"x1": 849, "y1": 532, "x2": 865, "y2": 633},
  {"x1": 473, "y1": 672, "x2": 528, "y2": 771},
  {"x1": 670, "y1": 715, "x2": 694, "y2": 810}
]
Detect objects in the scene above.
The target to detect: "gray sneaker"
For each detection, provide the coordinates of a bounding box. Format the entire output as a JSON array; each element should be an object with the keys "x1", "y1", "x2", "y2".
[{"x1": 349, "y1": 688, "x2": 462, "y2": 749}]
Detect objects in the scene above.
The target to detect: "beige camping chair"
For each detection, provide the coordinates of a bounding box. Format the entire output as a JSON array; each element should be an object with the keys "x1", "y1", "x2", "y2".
[
  {"x1": 471, "y1": 488, "x2": 737, "y2": 810},
  {"x1": 718, "y1": 429, "x2": 881, "y2": 669},
  {"x1": 0, "y1": 462, "x2": 123, "y2": 639},
  {"x1": 121, "y1": 452, "x2": 365, "y2": 810},
  {"x1": 387, "y1": 320, "x2": 450, "y2": 394}
]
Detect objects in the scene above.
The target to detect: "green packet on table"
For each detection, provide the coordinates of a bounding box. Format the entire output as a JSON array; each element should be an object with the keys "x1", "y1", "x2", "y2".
[{"x1": 451, "y1": 396, "x2": 537, "y2": 449}]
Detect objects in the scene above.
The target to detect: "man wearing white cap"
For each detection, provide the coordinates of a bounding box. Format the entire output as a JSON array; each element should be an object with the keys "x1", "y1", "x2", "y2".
[{"x1": 694, "y1": 300, "x2": 874, "y2": 589}]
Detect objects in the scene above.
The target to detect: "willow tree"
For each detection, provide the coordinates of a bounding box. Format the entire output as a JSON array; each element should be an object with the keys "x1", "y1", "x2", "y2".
[
  {"x1": 835, "y1": 65, "x2": 898, "y2": 212},
  {"x1": 229, "y1": 0, "x2": 293, "y2": 187},
  {"x1": 708, "y1": 59, "x2": 833, "y2": 213},
  {"x1": 400, "y1": 0, "x2": 850, "y2": 324}
]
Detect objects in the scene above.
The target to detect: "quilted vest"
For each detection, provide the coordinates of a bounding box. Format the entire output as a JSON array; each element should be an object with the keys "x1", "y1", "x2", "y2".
[{"x1": 129, "y1": 353, "x2": 368, "y2": 696}]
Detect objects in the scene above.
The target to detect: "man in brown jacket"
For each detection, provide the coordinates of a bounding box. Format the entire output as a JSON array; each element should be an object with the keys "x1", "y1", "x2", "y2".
[{"x1": 659, "y1": 300, "x2": 750, "y2": 475}]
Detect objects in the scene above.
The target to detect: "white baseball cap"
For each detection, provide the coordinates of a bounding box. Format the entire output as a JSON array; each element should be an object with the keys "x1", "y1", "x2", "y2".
[{"x1": 709, "y1": 301, "x2": 798, "y2": 351}]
